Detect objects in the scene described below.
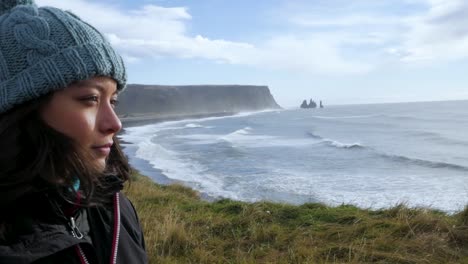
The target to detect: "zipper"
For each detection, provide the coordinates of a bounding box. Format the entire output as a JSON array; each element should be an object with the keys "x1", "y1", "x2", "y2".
[
  {"x1": 110, "y1": 192, "x2": 121, "y2": 264},
  {"x1": 75, "y1": 244, "x2": 91, "y2": 264},
  {"x1": 74, "y1": 193, "x2": 121, "y2": 264},
  {"x1": 46, "y1": 192, "x2": 121, "y2": 263}
]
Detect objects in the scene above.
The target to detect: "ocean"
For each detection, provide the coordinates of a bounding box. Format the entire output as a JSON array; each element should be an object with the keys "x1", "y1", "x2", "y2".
[{"x1": 120, "y1": 100, "x2": 468, "y2": 213}]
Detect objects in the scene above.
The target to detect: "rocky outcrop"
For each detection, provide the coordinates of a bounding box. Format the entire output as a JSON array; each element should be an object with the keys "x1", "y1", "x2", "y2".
[
  {"x1": 308, "y1": 99, "x2": 317, "y2": 108},
  {"x1": 300, "y1": 98, "x2": 320, "y2": 109},
  {"x1": 116, "y1": 84, "x2": 281, "y2": 117}
]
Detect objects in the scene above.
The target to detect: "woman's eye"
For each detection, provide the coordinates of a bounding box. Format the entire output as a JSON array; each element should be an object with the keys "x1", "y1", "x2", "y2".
[
  {"x1": 79, "y1": 96, "x2": 99, "y2": 104},
  {"x1": 78, "y1": 95, "x2": 118, "y2": 107},
  {"x1": 110, "y1": 98, "x2": 119, "y2": 107}
]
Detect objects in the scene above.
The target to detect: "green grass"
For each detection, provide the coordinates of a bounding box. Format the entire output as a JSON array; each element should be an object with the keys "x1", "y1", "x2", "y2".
[{"x1": 124, "y1": 170, "x2": 468, "y2": 263}]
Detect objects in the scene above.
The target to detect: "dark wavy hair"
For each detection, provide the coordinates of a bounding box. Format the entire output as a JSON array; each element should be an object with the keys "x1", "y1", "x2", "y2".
[{"x1": 0, "y1": 94, "x2": 131, "y2": 209}]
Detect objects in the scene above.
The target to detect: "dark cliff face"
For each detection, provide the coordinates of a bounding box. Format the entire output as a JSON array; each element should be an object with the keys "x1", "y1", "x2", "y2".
[{"x1": 116, "y1": 84, "x2": 281, "y2": 116}]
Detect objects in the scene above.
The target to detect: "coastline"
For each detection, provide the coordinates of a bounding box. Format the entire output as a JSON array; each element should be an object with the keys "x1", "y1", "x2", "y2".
[
  {"x1": 118, "y1": 106, "x2": 468, "y2": 213},
  {"x1": 118, "y1": 111, "x2": 238, "y2": 201},
  {"x1": 120, "y1": 111, "x2": 237, "y2": 128},
  {"x1": 119, "y1": 138, "x2": 220, "y2": 202}
]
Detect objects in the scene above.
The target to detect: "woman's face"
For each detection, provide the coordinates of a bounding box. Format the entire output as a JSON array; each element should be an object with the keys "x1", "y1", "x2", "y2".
[{"x1": 40, "y1": 76, "x2": 122, "y2": 170}]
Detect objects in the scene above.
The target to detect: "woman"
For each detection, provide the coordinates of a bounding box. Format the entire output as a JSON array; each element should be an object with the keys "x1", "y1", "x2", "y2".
[{"x1": 0, "y1": 0, "x2": 148, "y2": 263}]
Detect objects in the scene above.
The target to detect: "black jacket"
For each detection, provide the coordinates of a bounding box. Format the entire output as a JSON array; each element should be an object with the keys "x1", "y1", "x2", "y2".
[{"x1": 0, "y1": 191, "x2": 148, "y2": 264}]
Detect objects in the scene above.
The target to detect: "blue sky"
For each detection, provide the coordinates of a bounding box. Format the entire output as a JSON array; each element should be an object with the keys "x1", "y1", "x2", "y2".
[{"x1": 37, "y1": 0, "x2": 468, "y2": 107}]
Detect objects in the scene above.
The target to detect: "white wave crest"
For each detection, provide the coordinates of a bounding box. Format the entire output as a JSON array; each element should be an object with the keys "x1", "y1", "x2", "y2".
[
  {"x1": 185, "y1": 123, "x2": 204, "y2": 128},
  {"x1": 323, "y1": 139, "x2": 364, "y2": 149},
  {"x1": 311, "y1": 114, "x2": 380, "y2": 119}
]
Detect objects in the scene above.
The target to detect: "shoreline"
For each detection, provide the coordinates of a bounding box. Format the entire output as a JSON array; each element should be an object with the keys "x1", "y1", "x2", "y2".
[
  {"x1": 118, "y1": 111, "x2": 235, "y2": 201},
  {"x1": 120, "y1": 139, "x2": 220, "y2": 202},
  {"x1": 120, "y1": 111, "x2": 237, "y2": 128}
]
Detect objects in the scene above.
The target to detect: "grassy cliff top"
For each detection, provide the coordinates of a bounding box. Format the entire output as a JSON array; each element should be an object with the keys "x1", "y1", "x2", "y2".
[{"x1": 124, "y1": 171, "x2": 468, "y2": 263}]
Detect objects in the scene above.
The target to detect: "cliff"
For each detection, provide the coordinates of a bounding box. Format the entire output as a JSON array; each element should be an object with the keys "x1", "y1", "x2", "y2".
[{"x1": 116, "y1": 84, "x2": 281, "y2": 118}]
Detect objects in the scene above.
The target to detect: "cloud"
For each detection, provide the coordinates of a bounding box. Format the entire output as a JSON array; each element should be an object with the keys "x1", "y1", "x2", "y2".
[
  {"x1": 34, "y1": 0, "x2": 468, "y2": 72},
  {"x1": 36, "y1": 0, "x2": 194, "y2": 60},
  {"x1": 290, "y1": 15, "x2": 402, "y2": 28},
  {"x1": 36, "y1": 0, "x2": 370, "y2": 75},
  {"x1": 248, "y1": 35, "x2": 371, "y2": 74},
  {"x1": 283, "y1": 0, "x2": 468, "y2": 66},
  {"x1": 395, "y1": 0, "x2": 468, "y2": 63}
]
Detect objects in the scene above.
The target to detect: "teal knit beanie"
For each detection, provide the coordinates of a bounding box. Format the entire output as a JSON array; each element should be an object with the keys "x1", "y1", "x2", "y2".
[{"x1": 0, "y1": 0, "x2": 126, "y2": 113}]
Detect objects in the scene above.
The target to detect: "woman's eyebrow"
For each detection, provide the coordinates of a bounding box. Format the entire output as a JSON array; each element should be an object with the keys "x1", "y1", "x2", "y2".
[{"x1": 74, "y1": 81, "x2": 118, "y2": 95}]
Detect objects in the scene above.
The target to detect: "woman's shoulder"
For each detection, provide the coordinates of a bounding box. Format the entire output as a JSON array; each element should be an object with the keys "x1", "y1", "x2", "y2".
[
  {"x1": 118, "y1": 193, "x2": 137, "y2": 215},
  {"x1": 118, "y1": 192, "x2": 143, "y2": 232},
  {"x1": 116, "y1": 192, "x2": 148, "y2": 263}
]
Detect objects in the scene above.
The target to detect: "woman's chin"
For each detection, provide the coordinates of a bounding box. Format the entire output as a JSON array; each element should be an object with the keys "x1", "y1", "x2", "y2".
[{"x1": 95, "y1": 158, "x2": 107, "y2": 172}]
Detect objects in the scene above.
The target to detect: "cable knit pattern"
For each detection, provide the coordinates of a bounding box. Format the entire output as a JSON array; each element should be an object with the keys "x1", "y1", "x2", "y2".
[
  {"x1": 0, "y1": 0, "x2": 33, "y2": 16},
  {"x1": 0, "y1": 0, "x2": 126, "y2": 113},
  {"x1": 10, "y1": 9, "x2": 58, "y2": 65}
]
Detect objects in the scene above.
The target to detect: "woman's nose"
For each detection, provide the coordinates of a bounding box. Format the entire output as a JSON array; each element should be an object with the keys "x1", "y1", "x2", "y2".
[{"x1": 99, "y1": 104, "x2": 122, "y2": 134}]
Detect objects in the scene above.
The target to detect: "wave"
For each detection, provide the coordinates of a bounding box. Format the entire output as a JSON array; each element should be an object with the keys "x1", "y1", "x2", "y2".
[
  {"x1": 220, "y1": 127, "x2": 279, "y2": 146},
  {"x1": 379, "y1": 114, "x2": 464, "y2": 124},
  {"x1": 309, "y1": 113, "x2": 463, "y2": 124},
  {"x1": 233, "y1": 127, "x2": 252, "y2": 135},
  {"x1": 324, "y1": 140, "x2": 364, "y2": 149},
  {"x1": 306, "y1": 131, "x2": 324, "y2": 140},
  {"x1": 409, "y1": 130, "x2": 443, "y2": 138},
  {"x1": 408, "y1": 130, "x2": 468, "y2": 147},
  {"x1": 306, "y1": 131, "x2": 468, "y2": 171},
  {"x1": 222, "y1": 127, "x2": 252, "y2": 139},
  {"x1": 134, "y1": 139, "x2": 242, "y2": 198},
  {"x1": 382, "y1": 153, "x2": 468, "y2": 172},
  {"x1": 185, "y1": 123, "x2": 203, "y2": 128},
  {"x1": 123, "y1": 110, "x2": 274, "y2": 135},
  {"x1": 176, "y1": 127, "x2": 306, "y2": 148},
  {"x1": 306, "y1": 131, "x2": 364, "y2": 149},
  {"x1": 310, "y1": 114, "x2": 381, "y2": 120},
  {"x1": 381, "y1": 114, "x2": 421, "y2": 121}
]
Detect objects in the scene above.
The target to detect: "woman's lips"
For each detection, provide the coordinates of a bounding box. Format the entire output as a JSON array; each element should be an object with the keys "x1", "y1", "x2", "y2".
[{"x1": 92, "y1": 143, "x2": 113, "y2": 156}]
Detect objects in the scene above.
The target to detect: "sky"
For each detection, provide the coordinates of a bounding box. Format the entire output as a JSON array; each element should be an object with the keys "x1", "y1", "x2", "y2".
[{"x1": 36, "y1": 0, "x2": 468, "y2": 107}]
